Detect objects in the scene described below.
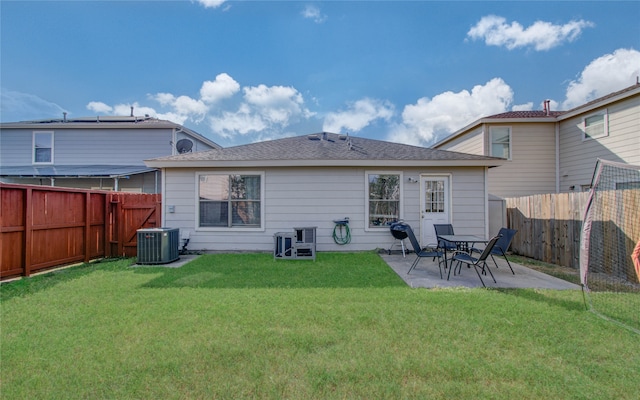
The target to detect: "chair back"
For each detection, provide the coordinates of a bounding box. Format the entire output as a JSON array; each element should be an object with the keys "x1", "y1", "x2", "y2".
[
  {"x1": 403, "y1": 224, "x2": 423, "y2": 254},
  {"x1": 477, "y1": 235, "x2": 502, "y2": 262},
  {"x1": 494, "y1": 228, "x2": 517, "y2": 253},
  {"x1": 433, "y1": 224, "x2": 454, "y2": 236}
]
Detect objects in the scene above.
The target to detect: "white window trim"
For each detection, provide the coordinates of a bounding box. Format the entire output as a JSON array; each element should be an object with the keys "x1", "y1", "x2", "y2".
[
  {"x1": 365, "y1": 170, "x2": 403, "y2": 232},
  {"x1": 32, "y1": 131, "x2": 54, "y2": 164},
  {"x1": 582, "y1": 109, "x2": 609, "y2": 141},
  {"x1": 195, "y1": 171, "x2": 265, "y2": 232},
  {"x1": 489, "y1": 126, "x2": 511, "y2": 160}
]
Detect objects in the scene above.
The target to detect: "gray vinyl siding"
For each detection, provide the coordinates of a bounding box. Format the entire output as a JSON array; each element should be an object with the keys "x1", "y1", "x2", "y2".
[
  {"x1": 0, "y1": 130, "x2": 32, "y2": 165},
  {"x1": 437, "y1": 127, "x2": 484, "y2": 155},
  {"x1": 162, "y1": 166, "x2": 487, "y2": 252},
  {"x1": 487, "y1": 123, "x2": 556, "y2": 197},
  {"x1": 0, "y1": 127, "x2": 216, "y2": 166},
  {"x1": 559, "y1": 95, "x2": 640, "y2": 191}
]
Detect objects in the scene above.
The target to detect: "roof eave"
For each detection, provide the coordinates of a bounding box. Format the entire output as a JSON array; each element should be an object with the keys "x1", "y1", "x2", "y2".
[
  {"x1": 558, "y1": 85, "x2": 640, "y2": 120},
  {"x1": 432, "y1": 117, "x2": 558, "y2": 148},
  {"x1": 144, "y1": 159, "x2": 505, "y2": 169}
]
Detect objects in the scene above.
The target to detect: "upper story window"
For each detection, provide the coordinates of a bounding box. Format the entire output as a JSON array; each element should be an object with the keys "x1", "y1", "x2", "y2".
[
  {"x1": 582, "y1": 110, "x2": 608, "y2": 140},
  {"x1": 490, "y1": 126, "x2": 511, "y2": 159},
  {"x1": 33, "y1": 131, "x2": 54, "y2": 164},
  {"x1": 366, "y1": 172, "x2": 402, "y2": 229},
  {"x1": 198, "y1": 173, "x2": 263, "y2": 229}
]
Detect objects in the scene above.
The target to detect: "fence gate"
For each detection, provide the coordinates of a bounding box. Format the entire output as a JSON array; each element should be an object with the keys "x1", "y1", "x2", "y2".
[{"x1": 109, "y1": 193, "x2": 162, "y2": 258}]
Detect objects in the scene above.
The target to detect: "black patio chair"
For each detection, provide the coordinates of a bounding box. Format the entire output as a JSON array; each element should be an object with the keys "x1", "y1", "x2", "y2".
[
  {"x1": 403, "y1": 224, "x2": 445, "y2": 278},
  {"x1": 471, "y1": 228, "x2": 517, "y2": 274},
  {"x1": 449, "y1": 234, "x2": 501, "y2": 287},
  {"x1": 433, "y1": 224, "x2": 457, "y2": 264}
]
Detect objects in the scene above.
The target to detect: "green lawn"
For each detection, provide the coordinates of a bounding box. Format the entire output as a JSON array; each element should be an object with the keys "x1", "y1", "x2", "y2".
[{"x1": 1, "y1": 252, "x2": 638, "y2": 399}]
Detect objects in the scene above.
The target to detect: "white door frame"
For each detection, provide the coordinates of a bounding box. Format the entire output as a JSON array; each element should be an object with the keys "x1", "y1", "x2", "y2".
[{"x1": 420, "y1": 174, "x2": 452, "y2": 246}]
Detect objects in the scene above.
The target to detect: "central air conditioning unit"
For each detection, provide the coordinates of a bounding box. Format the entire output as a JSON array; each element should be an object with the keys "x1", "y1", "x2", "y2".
[{"x1": 137, "y1": 228, "x2": 180, "y2": 265}]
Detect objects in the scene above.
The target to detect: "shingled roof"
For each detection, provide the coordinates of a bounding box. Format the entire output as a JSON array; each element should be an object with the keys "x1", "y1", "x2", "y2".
[
  {"x1": 145, "y1": 132, "x2": 504, "y2": 168},
  {"x1": 485, "y1": 110, "x2": 565, "y2": 119}
]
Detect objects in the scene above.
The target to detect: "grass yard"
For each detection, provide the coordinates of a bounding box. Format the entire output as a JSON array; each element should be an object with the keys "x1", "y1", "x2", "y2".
[{"x1": 1, "y1": 252, "x2": 638, "y2": 399}]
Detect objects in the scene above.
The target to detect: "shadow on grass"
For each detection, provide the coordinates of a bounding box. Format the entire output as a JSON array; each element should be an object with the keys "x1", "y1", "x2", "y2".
[
  {"x1": 494, "y1": 287, "x2": 588, "y2": 312},
  {"x1": 0, "y1": 258, "x2": 133, "y2": 302},
  {"x1": 135, "y1": 252, "x2": 408, "y2": 289}
]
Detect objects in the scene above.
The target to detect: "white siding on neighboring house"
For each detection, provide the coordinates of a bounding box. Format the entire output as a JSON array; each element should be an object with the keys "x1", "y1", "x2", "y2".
[
  {"x1": 437, "y1": 126, "x2": 484, "y2": 155},
  {"x1": 488, "y1": 123, "x2": 556, "y2": 197},
  {"x1": 559, "y1": 96, "x2": 640, "y2": 191},
  {"x1": 161, "y1": 166, "x2": 488, "y2": 252}
]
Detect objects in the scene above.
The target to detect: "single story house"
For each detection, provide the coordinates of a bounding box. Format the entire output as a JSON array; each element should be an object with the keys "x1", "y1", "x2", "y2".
[{"x1": 145, "y1": 132, "x2": 504, "y2": 252}]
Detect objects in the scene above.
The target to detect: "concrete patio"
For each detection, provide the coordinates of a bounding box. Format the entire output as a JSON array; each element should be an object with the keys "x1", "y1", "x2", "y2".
[{"x1": 379, "y1": 251, "x2": 581, "y2": 290}]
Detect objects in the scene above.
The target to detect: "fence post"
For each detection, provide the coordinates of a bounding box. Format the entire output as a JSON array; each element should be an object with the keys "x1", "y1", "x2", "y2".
[
  {"x1": 23, "y1": 187, "x2": 32, "y2": 277},
  {"x1": 84, "y1": 191, "x2": 91, "y2": 263}
]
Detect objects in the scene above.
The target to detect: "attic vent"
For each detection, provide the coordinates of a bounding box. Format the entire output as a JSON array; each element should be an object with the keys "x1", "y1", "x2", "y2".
[{"x1": 308, "y1": 134, "x2": 321, "y2": 141}]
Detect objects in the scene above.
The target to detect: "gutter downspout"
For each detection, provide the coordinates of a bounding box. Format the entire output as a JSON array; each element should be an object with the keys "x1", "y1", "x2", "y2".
[
  {"x1": 484, "y1": 166, "x2": 490, "y2": 239},
  {"x1": 555, "y1": 122, "x2": 560, "y2": 193}
]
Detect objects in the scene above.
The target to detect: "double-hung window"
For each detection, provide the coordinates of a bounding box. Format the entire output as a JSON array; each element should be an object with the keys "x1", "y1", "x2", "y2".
[
  {"x1": 366, "y1": 172, "x2": 402, "y2": 228},
  {"x1": 490, "y1": 126, "x2": 511, "y2": 159},
  {"x1": 33, "y1": 131, "x2": 54, "y2": 164},
  {"x1": 198, "y1": 173, "x2": 263, "y2": 228},
  {"x1": 582, "y1": 110, "x2": 608, "y2": 140}
]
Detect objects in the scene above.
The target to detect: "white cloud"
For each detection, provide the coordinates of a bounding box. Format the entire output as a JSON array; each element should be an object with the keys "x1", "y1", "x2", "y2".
[
  {"x1": 173, "y1": 96, "x2": 208, "y2": 119},
  {"x1": 148, "y1": 93, "x2": 208, "y2": 122},
  {"x1": 301, "y1": 5, "x2": 327, "y2": 23},
  {"x1": 388, "y1": 78, "x2": 514, "y2": 145},
  {"x1": 0, "y1": 89, "x2": 67, "y2": 122},
  {"x1": 243, "y1": 84, "x2": 313, "y2": 124},
  {"x1": 153, "y1": 92, "x2": 176, "y2": 106},
  {"x1": 86, "y1": 101, "x2": 113, "y2": 114},
  {"x1": 562, "y1": 48, "x2": 640, "y2": 109},
  {"x1": 196, "y1": 0, "x2": 227, "y2": 9},
  {"x1": 78, "y1": 73, "x2": 315, "y2": 142},
  {"x1": 322, "y1": 98, "x2": 394, "y2": 133},
  {"x1": 209, "y1": 104, "x2": 267, "y2": 138},
  {"x1": 512, "y1": 102, "x2": 533, "y2": 112},
  {"x1": 467, "y1": 15, "x2": 594, "y2": 51},
  {"x1": 200, "y1": 73, "x2": 240, "y2": 103}
]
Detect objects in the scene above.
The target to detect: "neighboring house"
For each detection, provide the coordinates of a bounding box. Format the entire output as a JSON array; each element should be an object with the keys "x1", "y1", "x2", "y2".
[
  {"x1": 432, "y1": 83, "x2": 640, "y2": 198},
  {"x1": 145, "y1": 132, "x2": 504, "y2": 252},
  {"x1": 0, "y1": 115, "x2": 220, "y2": 193}
]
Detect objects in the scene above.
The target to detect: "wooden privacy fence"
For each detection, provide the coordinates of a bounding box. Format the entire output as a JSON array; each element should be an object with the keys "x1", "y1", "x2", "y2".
[
  {"x1": 506, "y1": 190, "x2": 639, "y2": 271},
  {"x1": 0, "y1": 183, "x2": 161, "y2": 280},
  {"x1": 506, "y1": 192, "x2": 588, "y2": 269}
]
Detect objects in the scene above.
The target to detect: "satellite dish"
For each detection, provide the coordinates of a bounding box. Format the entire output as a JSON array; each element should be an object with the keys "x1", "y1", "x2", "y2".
[{"x1": 176, "y1": 138, "x2": 193, "y2": 154}]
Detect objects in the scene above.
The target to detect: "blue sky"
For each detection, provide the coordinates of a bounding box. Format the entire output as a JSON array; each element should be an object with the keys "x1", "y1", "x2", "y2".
[{"x1": 1, "y1": 1, "x2": 639, "y2": 147}]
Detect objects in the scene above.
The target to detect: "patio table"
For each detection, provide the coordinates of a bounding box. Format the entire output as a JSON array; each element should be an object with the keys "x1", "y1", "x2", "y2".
[{"x1": 437, "y1": 234, "x2": 488, "y2": 271}]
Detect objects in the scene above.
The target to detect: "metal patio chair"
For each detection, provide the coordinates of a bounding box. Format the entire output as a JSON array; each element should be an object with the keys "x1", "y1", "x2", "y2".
[
  {"x1": 450, "y1": 234, "x2": 501, "y2": 287},
  {"x1": 433, "y1": 224, "x2": 457, "y2": 264},
  {"x1": 471, "y1": 228, "x2": 517, "y2": 274},
  {"x1": 403, "y1": 224, "x2": 445, "y2": 278}
]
